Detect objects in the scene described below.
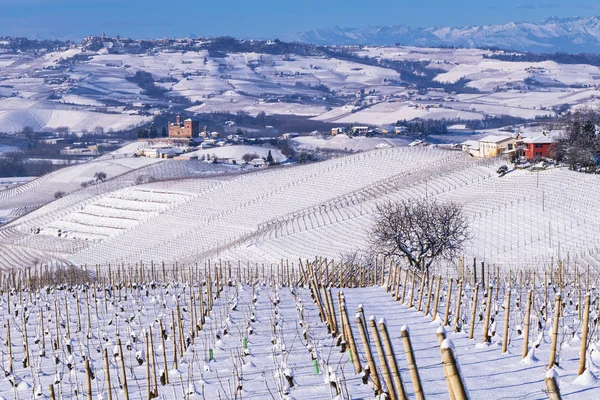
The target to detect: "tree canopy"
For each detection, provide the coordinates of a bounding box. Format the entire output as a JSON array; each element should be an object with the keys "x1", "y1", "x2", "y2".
[{"x1": 370, "y1": 200, "x2": 470, "y2": 272}]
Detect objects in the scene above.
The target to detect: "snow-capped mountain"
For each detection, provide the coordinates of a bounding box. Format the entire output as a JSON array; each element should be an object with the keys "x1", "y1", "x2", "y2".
[{"x1": 288, "y1": 16, "x2": 600, "y2": 53}]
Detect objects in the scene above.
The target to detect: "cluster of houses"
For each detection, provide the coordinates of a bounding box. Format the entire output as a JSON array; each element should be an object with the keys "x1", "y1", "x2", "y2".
[{"x1": 461, "y1": 132, "x2": 554, "y2": 160}]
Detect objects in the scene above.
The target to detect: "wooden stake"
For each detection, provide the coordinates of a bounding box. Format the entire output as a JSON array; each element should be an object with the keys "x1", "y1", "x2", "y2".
[
  {"x1": 468, "y1": 283, "x2": 478, "y2": 340},
  {"x1": 417, "y1": 272, "x2": 426, "y2": 312},
  {"x1": 369, "y1": 317, "x2": 396, "y2": 400},
  {"x1": 522, "y1": 290, "x2": 532, "y2": 359},
  {"x1": 424, "y1": 276, "x2": 435, "y2": 317},
  {"x1": 548, "y1": 295, "x2": 561, "y2": 369},
  {"x1": 443, "y1": 278, "x2": 454, "y2": 326},
  {"x1": 378, "y1": 319, "x2": 407, "y2": 400},
  {"x1": 440, "y1": 339, "x2": 469, "y2": 400},
  {"x1": 49, "y1": 384, "x2": 56, "y2": 400},
  {"x1": 160, "y1": 320, "x2": 169, "y2": 384},
  {"x1": 118, "y1": 338, "x2": 130, "y2": 400},
  {"x1": 355, "y1": 314, "x2": 382, "y2": 394},
  {"x1": 432, "y1": 276, "x2": 442, "y2": 321},
  {"x1": 454, "y1": 280, "x2": 463, "y2": 332},
  {"x1": 482, "y1": 286, "x2": 493, "y2": 343},
  {"x1": 502, "y1": 288, "x2": 511, "y2": 354},
  {"x1": 400, "y1": 326, "x2": 424, "y2": 400},
  {"x1": 85, "y1": 359, "x2": 92, "y2": 400},
  {"x1": 545, "y1": 370, "x2": 562, "y2": 400},
  {"x1": 103, "y1": 348, "x2": 113, "y2": 400},
  {"x1": 340, "y1": 300, "x2": 362, "y2": 374},
  {"x1": 578, "y1": 294, "x2": 591, "y2": 376}
]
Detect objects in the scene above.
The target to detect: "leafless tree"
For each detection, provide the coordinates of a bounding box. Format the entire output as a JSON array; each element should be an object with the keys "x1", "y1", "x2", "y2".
[{"x1": 369, "y1": 200, "x2": 470, "y2": 272}]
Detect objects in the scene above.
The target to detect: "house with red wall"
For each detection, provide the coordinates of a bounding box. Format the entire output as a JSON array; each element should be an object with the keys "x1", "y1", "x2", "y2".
[{"x1": 518, "y1": 133, "x2": 554, "y2": 160}]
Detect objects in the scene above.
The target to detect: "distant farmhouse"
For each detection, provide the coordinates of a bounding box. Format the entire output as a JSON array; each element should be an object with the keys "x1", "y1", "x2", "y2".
[
  {"x1": 168, "y1": 115, "x2": 200, "y2": 138},
  {"x1": 462, "y1": 135, "x2": 517, "y2": 158},
  {"x1": 462, "y1": 132, "x2": 554, "y2": 160},
  {"x1": 519, "y1": 133, "x2": 554, "y2": 159}
]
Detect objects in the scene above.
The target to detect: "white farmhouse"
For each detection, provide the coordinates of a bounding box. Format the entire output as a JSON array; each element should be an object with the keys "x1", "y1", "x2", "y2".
[{"x1": 462, "y1": 135, "x2": 517, "y2": 158}]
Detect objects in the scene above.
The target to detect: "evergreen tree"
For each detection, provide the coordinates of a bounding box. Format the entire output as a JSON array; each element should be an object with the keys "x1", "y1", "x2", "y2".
[
  {"x1": 137, "y1": 128, "x2": 148, "y2": 139},
  {"x1": 148, "y1": 123, "x2": 157, "y2": 139},
  {"x1": 266, "y1": 150, "x2": 274, "y2": 164}
]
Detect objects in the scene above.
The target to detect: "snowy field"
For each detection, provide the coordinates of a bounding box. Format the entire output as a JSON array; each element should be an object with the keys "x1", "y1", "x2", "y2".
[
  {"x1": 2, "y1": 146, "x2": 600, "y2": 274},
  {"x1": 0, "y1": 256, "x2": 594, "y2": 399},
  {"x1": 2, "y1": 44, "x2": 600, "y2": 131}
]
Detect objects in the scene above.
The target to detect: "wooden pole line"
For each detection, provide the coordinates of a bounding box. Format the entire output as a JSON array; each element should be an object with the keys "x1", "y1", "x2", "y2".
[
  {"x1": 355, "y1": 313, "x2": 382, "y2": 395},
  {"x1": 369, "y1": 316, "x2": 396, "y2": 400}
]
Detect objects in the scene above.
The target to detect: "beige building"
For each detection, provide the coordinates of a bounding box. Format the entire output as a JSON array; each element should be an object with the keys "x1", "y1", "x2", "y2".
[
  {"x1": 168, "y1": 115, "x2": 199, "y2": 138},
  {"x1": 462, "y1": 135, "x2": 517, "y2": 158}
]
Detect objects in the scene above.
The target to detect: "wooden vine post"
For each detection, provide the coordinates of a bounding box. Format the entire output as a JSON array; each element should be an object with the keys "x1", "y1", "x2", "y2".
[
  {"x1": 440, "y1": 339, "x2": 469, "y2": 400},
  {"x1": 443, "y1": 278, "x2": 454, "y2": 326},
  {"x1": 118, "y1": 338, "x2": 130, "y2": 400},
  {"x1": 103, "y1": 348, "x2": 113, "y2": 400},
  {"x1": 400, "y1": 326, "x2": 424, "y2": 400},
  {"x1": 578, "y1": 293, "x2": 591, "y2": 376},
  {"x1": 501, "y1": 288, "x2": 511, "y2": 354},
  {"x1": 355, "y1": 314, "x2": 382, "y2": 395},
  {"x1": 521, "y1": 290, "x2": 532, "y2": 359},
  {"x1": 482, "y1": 286, "x2": 493, "y2": 343},
  {"x1": 454, "y1": 279, "x2": 463, "y2": 332},
  {"x1": 432, "y1": 276, "x2": 442, "y2": 321},
  {"x1": 468, "y1": 283, "x2": 478, "y2": 340},
  {"x1": 340, "y1": 300, "x2": 362, "y2": 374},
  {"x1": 369, "y1": 317, "x2": 396, "y2": 400},
  {"x1": 548, "y1": 294, "x2": 561, "y2": 370},
  {"x1": 378, "y1": 319, "x2": 407, "y2": 400}
]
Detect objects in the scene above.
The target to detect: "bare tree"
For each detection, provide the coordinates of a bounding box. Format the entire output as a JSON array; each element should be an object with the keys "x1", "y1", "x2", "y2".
[
  {"x1": 369, "y1": 200, "x2": 470, "y2": 272},
  {"x1": 94, "y1": 171, "x2": 107, "y2": 182}
]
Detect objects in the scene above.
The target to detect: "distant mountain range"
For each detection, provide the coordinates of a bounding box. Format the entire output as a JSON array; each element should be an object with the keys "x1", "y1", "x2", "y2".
[{"x1": 286, "y1": 16, "x2": 600, "y2": 54}]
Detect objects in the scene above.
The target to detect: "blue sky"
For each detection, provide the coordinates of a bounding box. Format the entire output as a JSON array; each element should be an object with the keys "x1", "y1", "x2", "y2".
[{"x1": 0, "y1": 0, "x2": 599, "y2": 39}]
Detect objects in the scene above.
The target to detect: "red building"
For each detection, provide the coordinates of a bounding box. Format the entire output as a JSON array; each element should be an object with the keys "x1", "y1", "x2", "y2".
[{"x1": 519, "y1": 134, "x2": 554, "y2": 160}]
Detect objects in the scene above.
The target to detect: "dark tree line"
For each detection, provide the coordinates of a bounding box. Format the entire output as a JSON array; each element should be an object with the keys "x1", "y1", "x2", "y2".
[
  {"x1": 0, "y1": 153, "x2": 62, "y2": 177},
  {"x1": 395, "y1": 119, "x2": 448, "y2": 135}
]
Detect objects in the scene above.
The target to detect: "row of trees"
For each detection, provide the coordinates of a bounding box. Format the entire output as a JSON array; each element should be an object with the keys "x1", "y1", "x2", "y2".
[{"x1": 137, "y1": 124, "x2": 167, "y2": 139}]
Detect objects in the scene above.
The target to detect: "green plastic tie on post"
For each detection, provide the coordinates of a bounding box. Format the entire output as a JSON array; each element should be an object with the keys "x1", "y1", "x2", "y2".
[
  {"x1": 209, "y1": 348, "x2": 214, "y2": 361},
  {"x1": 348, "y1": 348, "x2": 354, "y2": 363},
  {"x1": 242, "y1": 337, "x2": 247, "y2": 349},
  {"x1": 313, "y1": 358, "x2": 320, "y2": 374}
]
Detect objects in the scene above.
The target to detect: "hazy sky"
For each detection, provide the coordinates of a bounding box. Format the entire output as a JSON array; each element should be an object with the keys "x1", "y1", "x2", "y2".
[{"x1": 1, "y1": 0, "x2": 599, "y2": 40}]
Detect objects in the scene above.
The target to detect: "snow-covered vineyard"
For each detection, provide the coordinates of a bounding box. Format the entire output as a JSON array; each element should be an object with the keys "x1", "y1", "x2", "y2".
[
  {"x1": 0, "y1": 258, "x2": 595, "y2": 399},
  {"x1": 2, "y1": 146, "x2": 600, "y2": 271}
]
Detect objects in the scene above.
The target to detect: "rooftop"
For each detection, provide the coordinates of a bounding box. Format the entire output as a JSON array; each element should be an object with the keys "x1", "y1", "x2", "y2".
[{"x1": 479, "y1": 135, "x2": 514, "y2": 144}]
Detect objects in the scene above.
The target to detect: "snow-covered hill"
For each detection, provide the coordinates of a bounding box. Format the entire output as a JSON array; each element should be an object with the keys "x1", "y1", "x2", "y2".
[
  {"x1": 289, "y1": 16, "x2": 600, "y2": 53},
  {"x1": 4, "y1": 146, "x2": 600, "y2": 273}
]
